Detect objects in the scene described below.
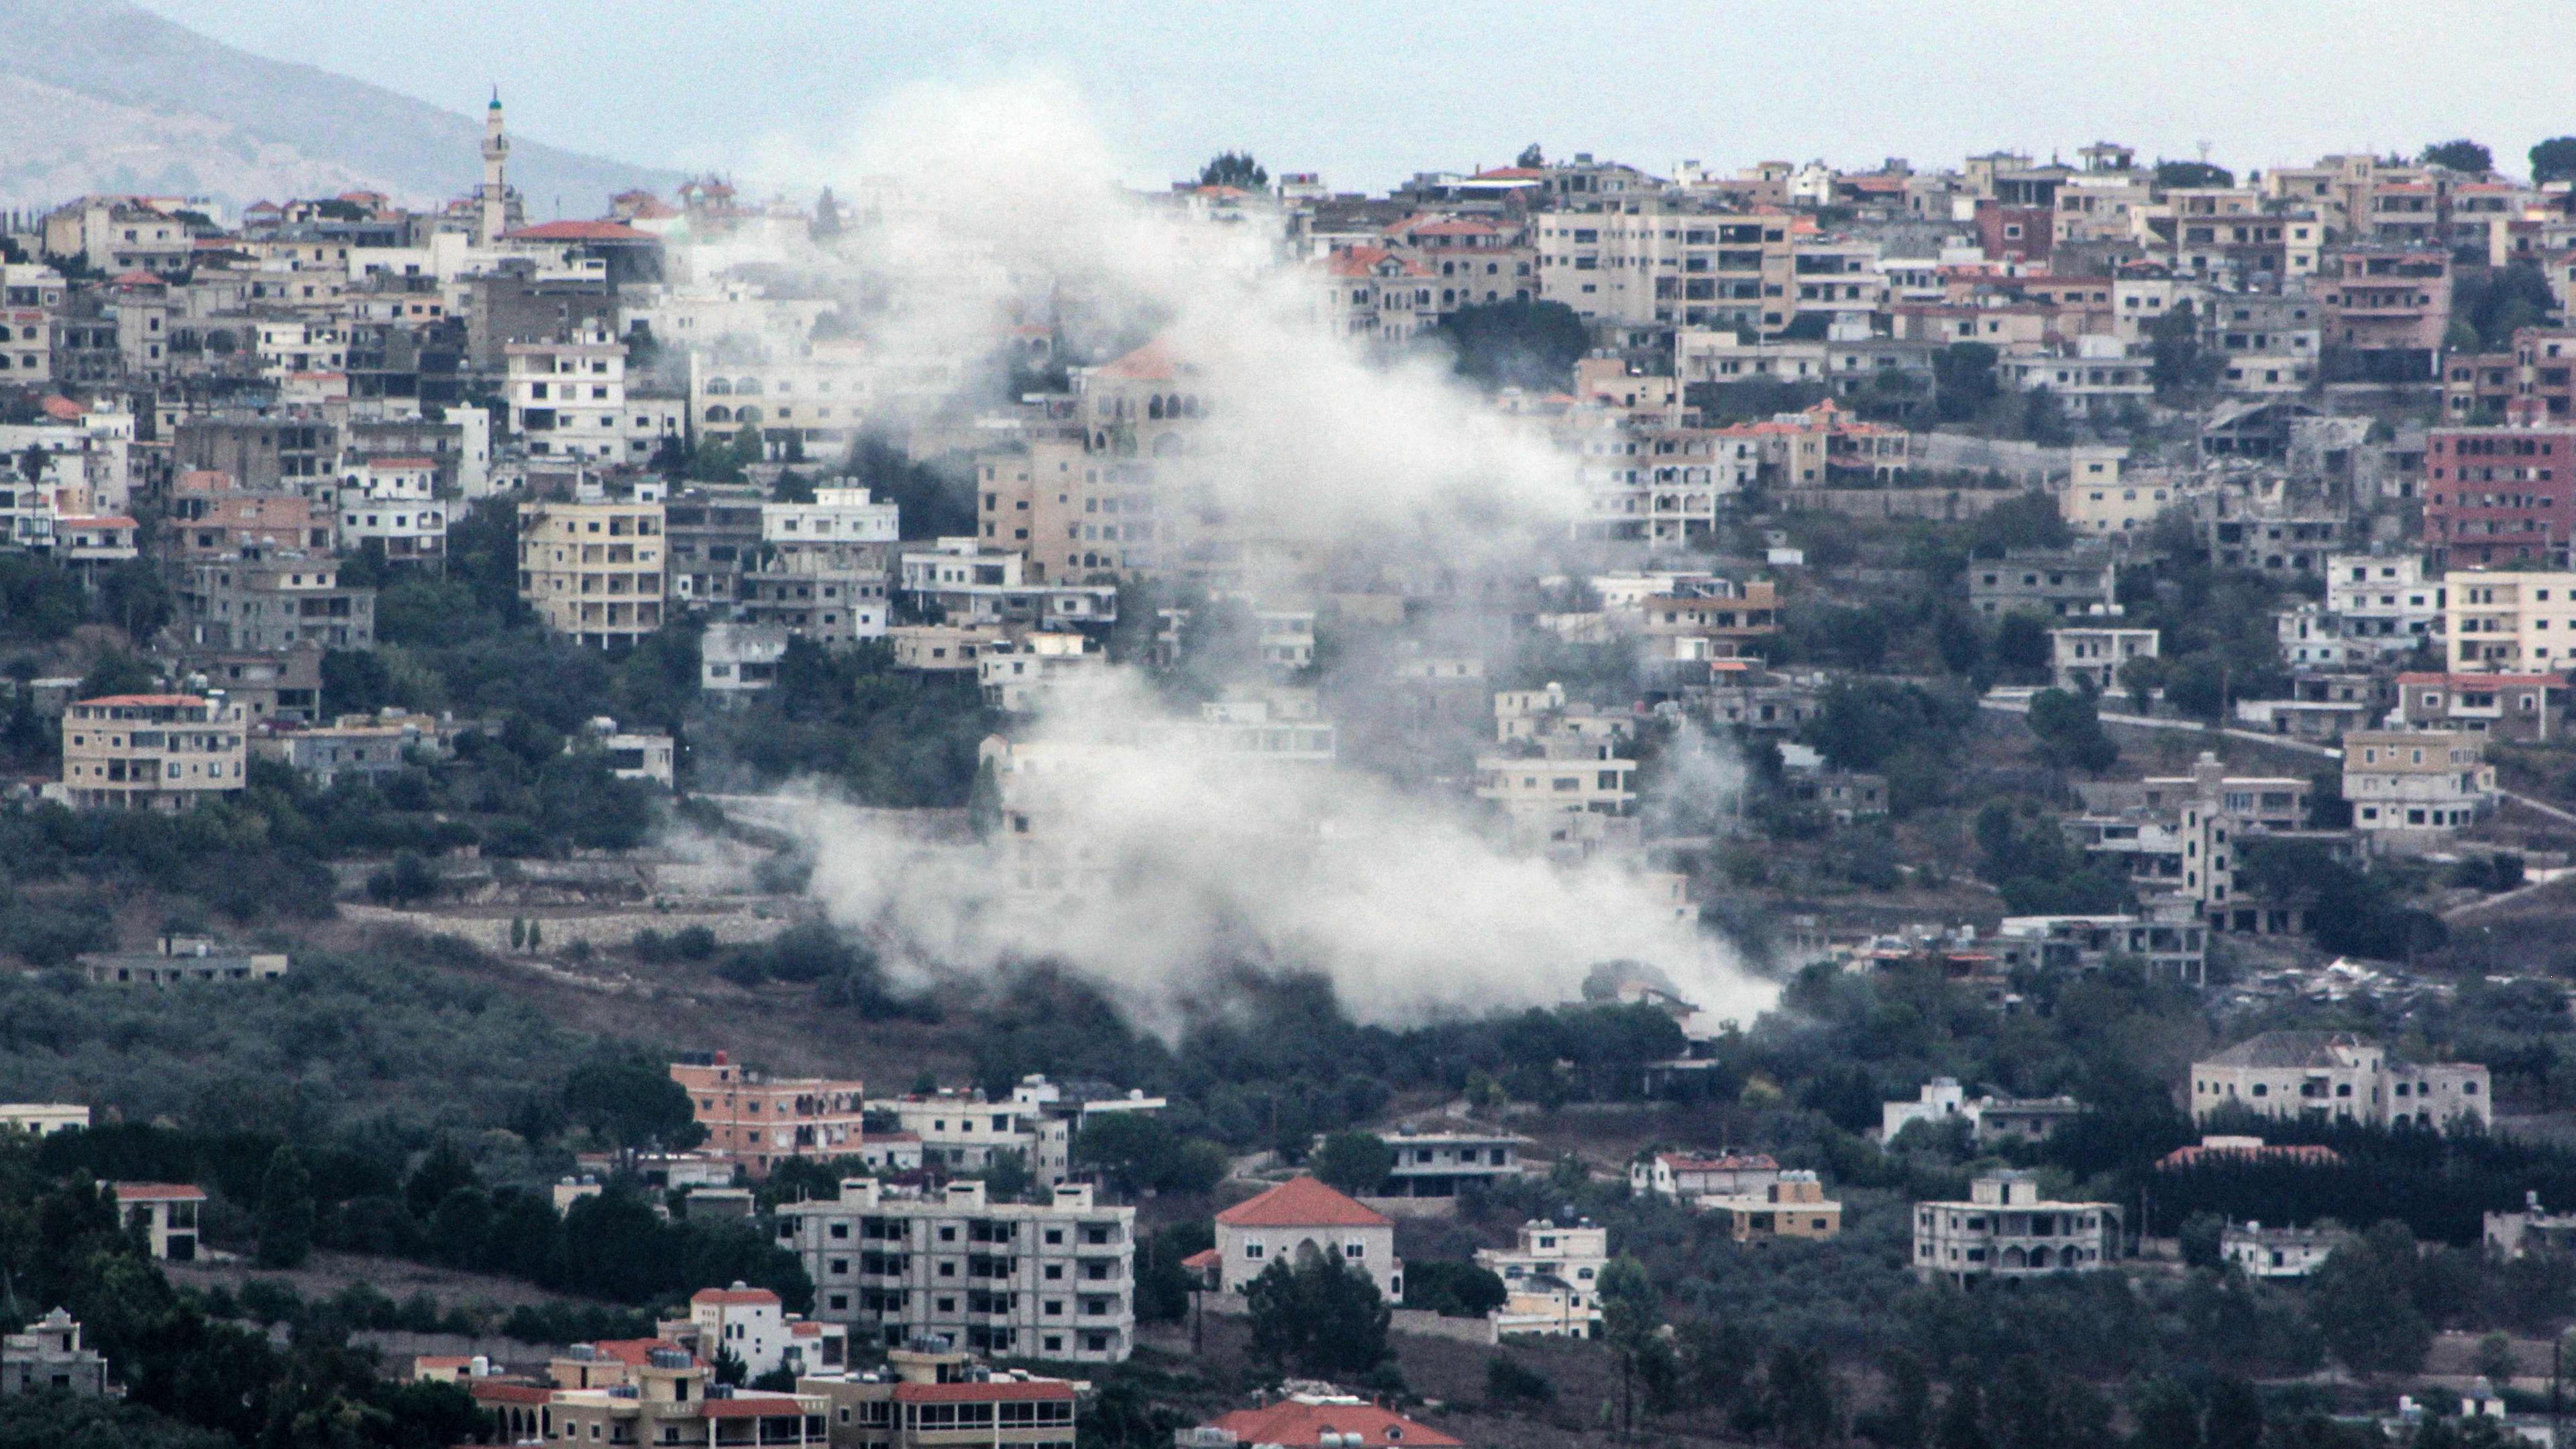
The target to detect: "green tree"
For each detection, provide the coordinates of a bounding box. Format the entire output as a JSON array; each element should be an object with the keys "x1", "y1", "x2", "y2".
[
  {"x1": 2532, "y1": 138, "x2": 2576, "y2": 186},
  {"x1": 2154, "y1": 160, "x2": 2235, "y2": 189},
  {"x1": 1763, "y1": 1345, "x2": 1843, "y2": 1449},
  {"x1": 1932, "y1": 343, "x2": 2000, "y2": 423},
  {"x1": 1309, "y1": 1132, "x2": 1393, "y2": 1195},
  {"x1": 2026, "y1": 688, "x2": 2119, "y2": 772},
  {"x1": 563, "y1": 1058, "x2": 707, "y2": 1149},
  {"x1": 1486, "y1": 1354, "x2": 1555, "y2": 1405},
  {"x1": 1244, "y1": 1253, "x2": 1389, "y2": 1377},
  {"x1": 2420, "y1": 140, "x2": 2493, "y2": 174},
  {"x1": 1515, "y1": 144, "x2": 1544, "y2": 169},
  {"x1": 1597, "y1": 1255, "x2": 1659, "y2": 1433},
  {"x1": 1858, "y1": 1349, "x2": 1930, "y2": 1449},
  {"x1": 2131, "y1": 1377, "x2": 2202, "y2": 1449},
  {"x1": 1993, "y1": 612, "x2": 2052, "y2": 681},
  {"x1": 1197, "y1": 152, "x2": 1269, "y2": 191},
  {"x1": 405, "y1": 1138, "x2": 481, "y2": 1220},
  {"x1": 2204, "y1": 1378, "x2": 2263, "y2": 1449},
  {"x1": 256, "y1": 1146, "x2": 316, "y2": 1269},
  {"x1": 2151, "y1": 301, "x2": 2217, "y2": 394},
  {"x1": 2310, "y1": 1221, "x2": 2433, "y2": 1376},
  {"x1": 1936, "y1": 1381, "x2": 1988, "y2": 1449},
  {"x1": 2177, "y1": 1211, "x2": 2226, "y2": 1269},
  {"x1": 1436, "y1": 300, "x2": 1590, "y2": 391}
]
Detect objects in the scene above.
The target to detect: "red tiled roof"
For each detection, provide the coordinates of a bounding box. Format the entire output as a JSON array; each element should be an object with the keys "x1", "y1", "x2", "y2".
[
  {"x1": 1181, "y1": 1247, "x2": 1220, "y2": 1271},
  {"x1": 471, "y1": 1382, "x2": 555, "y2": 1405},
  {"x1": 1658, "y1": 1151, "x2": 1778, "y2": 1173},
  {"x1": 1325, "y1": 244, "x2": 1432, "y2": 280},
  {"x1": 110, "y1": 270, "x2": 163, "y2": 286},
  {"x1": 1469, "y1": 167, "x2": 1550, "y2": 181},
  {"x1": 896, "y1": 1381, "x2": 1077, "y2": 1403},
  {"x1": 40, "y1": 396, "x2": 88, "y2": 421},
  {"x1": 78, "y1": 696, "x2": 203, "y2": 710},
  {"x1": 588, "y1": 1338, "x2": 688, "y2": 1366},
  {"x1": 503, "y1": 219, "x2": 655, "y2": 242},
  {"x1": 362, "y1": 455, "x2": 438, "y2": 469},
  {"x1": 111, "y1": 1182, "x2": 207, "y2": 1201},
  {"x1": 2157, "y1": 1142, "x2": 2342, "y2": 1170},
  {"x1": 691, "y1": 1287, "x2": 782, "y2": 1306},
  {"x1": 1096, "y1": 338, "x2": 1177, "y2": 382},
  {"x1": 699, "y1": 1394, "x2": 811, "y2": 1418},
  {"x1": 1216, "y1": 1175, "x2": 1390, "y2": 1229},
  {"x1": 1206, "y1": 1400, "x2": 1462, "y2": 1449}
]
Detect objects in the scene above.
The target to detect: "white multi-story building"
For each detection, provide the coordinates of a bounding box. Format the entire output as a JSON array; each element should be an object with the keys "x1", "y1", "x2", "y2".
[
  {"x1": 2448, "y1": 570, "x2": 2576, "y2": 672},
  {"x1": 899, "y1": 538, "x2": 1118, "y2": 631},
  {"x1": 700, "y1": 621, "x2": 788, "y2": 696},
  {"x1": 1477, "y1": 1218, "x2": 1607, "y2": 1338},
  {"x1": 335, "y1": 457, "x2": 445, "y2": 562},
  {"x1": 775, "y1": 1179, "x2": 1136, "y2": 1363},
  {"x1": 2327, "y1": 553, "x2": 2443, "y2": 653},
  {"x1": 506, "y1": 339, "x2": 685, "y2": 464},
  {"x1": 1911, "y1": 1173, "x2": 2116, "y2": 1284},
  {"x1": 979, "y1": 632, "x2": 1108, "y2": 713},
  {"x1": 2190, "y1": 1031, "x2": 2490, "y2": 1131},
  {"x1": 682, "y1": 1285, "x2": 846, "y2": 1381}
]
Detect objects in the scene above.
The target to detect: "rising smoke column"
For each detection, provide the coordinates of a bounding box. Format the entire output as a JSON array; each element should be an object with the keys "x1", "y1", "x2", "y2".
[{"x1": 741, "y1": 75, "x2": 1776, "y2": 1030}]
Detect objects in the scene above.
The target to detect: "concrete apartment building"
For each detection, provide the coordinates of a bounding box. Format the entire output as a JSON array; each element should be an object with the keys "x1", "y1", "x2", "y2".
[
  {"x1": 172, "y1": 412, "x2": 339, "y2": 491},
  {"x1": 1703, "y1": 1171, "x2": 1843, "y2": 1243},
  {"x1": 2396, "y1": 671, "x2": 2567, "y2": 741},
  {"x1": 1968, "y1": 549, "x2": 2116, "y2": 620},
  {"x1": 2447, "y1": 570, "x2": 2576, "y2": 672},
  {"x1": 1911, "y1": 1172, "x2": 2116, "y2": 1284},
  {"x1": 1477, "y1": 1218, "x2": 1607, "y2": 1338},
  {"x1": 2341, "y1": 730, "x2": 2496, "y2": 835},
  {"x1": 669, "y1": 1053, "x2": 867, "y2": 1178},
  {"x1": 165, "y1": 469, "x2": 335, "y2": 559},
  {"x1": 2320, "y1": 247, "x2": 2451, "y2": 380},
  {"x1": 1630, "y1": 1151, "x2": 1782, "y2": 1202},
  {"x1": 506, "y1": 339, "x2": 684, "y2": 464},
  {"x1": 701, "y1": 621, "x2": 790, "y2": 696},
  {"x1": 1534, "y1": 200, "x2": 1802, "y2": 333},
  {"x1": 2326, "y1": 552, "x2": 2443, "y2": 651},
  {"x1": 739, "y1": 487, "x2": 898, "y2": 643},
  {"x1": 58, "y1": 694, "x2": 246, "y2": 810},
  {"x1": 1, "y1": 1309, "x2": 109, "y2": 1399},
  {"x1": 680, "y1": 1285, "x2": 847, "y2": 1381},
  {"x1": 2423, "y1": 423, "x2": 2576, "y2": 570},
  {"x1": 334, "y1": 457, "x2": 446, "y2": 564},
  {"x1": 776, "y1": 1179, "x2": 1137, "y2": 1363},
  {"x1": 1199, "y1": 1175, "x2": 1400, "y2": 1301},
  {"x1": 2443, "y1": 327, "x2": 2576, "y2": 423},
  {"x1": 2190, "y1": 1031, "x2": 2489, "y2": 1132},
  {"x1": 177, "y1": 555, "x2": 374, "y2": 653},
  {"x1": 519, "y1": 494, "x2": 667, "y2": 647},
  {"x1": 2049, "y1": 626, "x2": 2157, "y2": 693}
]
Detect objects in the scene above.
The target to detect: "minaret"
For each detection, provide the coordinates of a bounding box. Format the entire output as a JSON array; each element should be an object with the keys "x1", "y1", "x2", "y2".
[{"x1": 480, "y1": 87, "x2": 511, "y2": 244}]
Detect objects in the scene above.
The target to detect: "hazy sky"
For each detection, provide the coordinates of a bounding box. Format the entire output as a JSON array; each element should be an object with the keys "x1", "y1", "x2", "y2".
[{"x1": 135, "y1": 1, "x2": 2576, "y2": 194}]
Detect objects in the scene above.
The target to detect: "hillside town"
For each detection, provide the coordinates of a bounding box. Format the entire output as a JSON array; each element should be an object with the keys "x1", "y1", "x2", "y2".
[{"x1": 15, "y1": 42, "x2": 2576, "y2": 1449}]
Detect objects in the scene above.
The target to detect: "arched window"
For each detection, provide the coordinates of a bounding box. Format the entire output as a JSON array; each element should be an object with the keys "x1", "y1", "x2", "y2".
[
  {"x1": 735, "y1": 378, "x2": 763, "y2": 395},
  {"x1": 705, "y1": 405, "x2": 732, "y2": 423},
  {"x1": 735, "y1": 405, "x2": 762, "y2": 424},
  {"x1": 0, "y1": 326, "x2": 11, "y2": 342},
  {"x1": 704, "y1": 377, "x2": 733, "y2": 395},
  {"x1": 1148, "y1": 396, "x2": 1164, "y2": 420},
  {"x1": 1181, "y1": 395, "x2": 1201, "y2": 418}
]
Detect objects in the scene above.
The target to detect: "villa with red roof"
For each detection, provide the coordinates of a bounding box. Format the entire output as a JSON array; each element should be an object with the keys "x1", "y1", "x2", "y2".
[
  {"x1": 111, "y1": 1183, "x2": 205, "y2": 1260},
  {"x1": 1202, "y1": 1175, "x2": 1401, "y2": 1299},
  {"x1": 1199, "y1": 1390, "x2": 1464, "y2": 1449}
]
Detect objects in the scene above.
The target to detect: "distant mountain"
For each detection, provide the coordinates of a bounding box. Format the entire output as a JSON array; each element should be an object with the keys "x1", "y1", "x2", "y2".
[{"x1": 0, "y1": 0, "x2": 680, "y2": 218}]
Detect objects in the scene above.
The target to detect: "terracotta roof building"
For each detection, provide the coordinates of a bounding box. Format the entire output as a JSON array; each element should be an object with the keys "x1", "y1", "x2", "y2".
[{"x1": 1208, "y1": 1177, "x2": 1401, "y2": 1300}]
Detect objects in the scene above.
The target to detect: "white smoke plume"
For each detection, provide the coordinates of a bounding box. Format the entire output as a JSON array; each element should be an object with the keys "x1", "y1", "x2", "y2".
[{"x1": 731, "y1": 76, "x2": 1776, "y2": 1030}]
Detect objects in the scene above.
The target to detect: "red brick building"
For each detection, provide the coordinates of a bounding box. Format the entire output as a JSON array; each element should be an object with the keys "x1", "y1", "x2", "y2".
[
  {"x1": 668, "y1": 1051, "x2": 866, "y2": 1179},
  {"x1": 2424, "y1": 423, "x2": 2576, "y2": 568}
]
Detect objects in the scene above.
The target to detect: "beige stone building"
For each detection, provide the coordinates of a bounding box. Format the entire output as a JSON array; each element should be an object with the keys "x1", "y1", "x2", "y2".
[
  {"x1": 59, "y1": 694, "x2": 246, "y2": 810},
  {"x1": 2190, "y1": 1030, "x2": 2489, "y2": 1131},
  {"x1": 2341, "y1": 729, "x2": 2496, "y2": 834},
  {"x1": 2448, "y1": 570, "x2": 2576, "y2": 672},
  {"x1": 518, "y1": 496, "x2": 666, "y2": 647},
  {"x1": 1911, "y1": 1173, "x2": 2116, "y2": 1283}
]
